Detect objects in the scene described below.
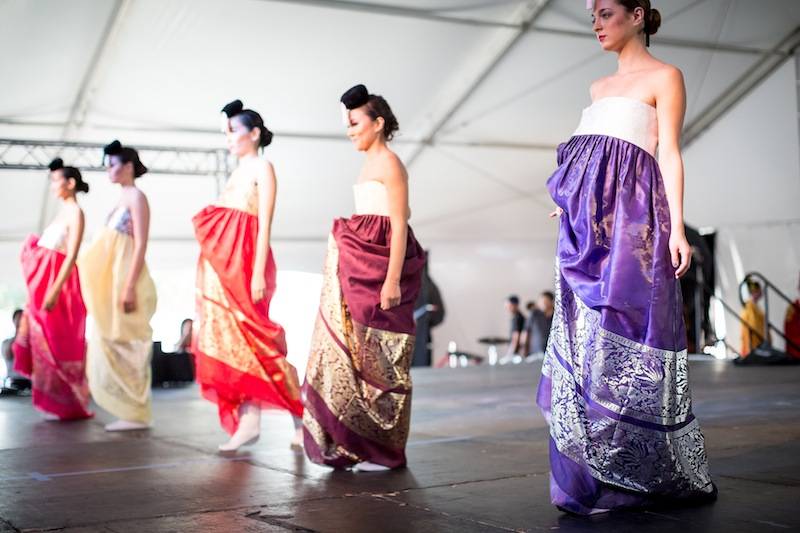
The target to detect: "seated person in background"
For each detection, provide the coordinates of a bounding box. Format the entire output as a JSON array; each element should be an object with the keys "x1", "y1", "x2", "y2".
[
  {"x1": 740, "y1": 280, "x2": 768, "y2": 358},
  {"x1": 175, "y1": 318, "x2": 194, "y2": 354},
  {"x1": 172, "y1": 317, "x2": 195, "y2": 380},
  {"x1": 153, "y1": 318, "x2": 195, "y2": 387},
  {"x1": 785, "y1": 273, "x2": 800, "y2": 360},
  {"x1": 501, "y1": 295, "x2": 526, "y2": 364},
  {"x1": 523, "y1": 291, "x2": 555, "y2": 359},
  {"x1": 1, "y1": 309, "x2": 31, "y2": 391}
]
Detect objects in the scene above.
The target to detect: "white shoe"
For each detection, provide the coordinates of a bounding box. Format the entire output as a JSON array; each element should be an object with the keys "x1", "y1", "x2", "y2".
[
  {"x1": 105, "y1": 419, "x2": 150, "y2": 432},
  {"x1": 43, "y1": 413, "x2": 60, "y2": 421},
  {"x1": 354, "y1": 461, "x2": 391, "y2": 472}
]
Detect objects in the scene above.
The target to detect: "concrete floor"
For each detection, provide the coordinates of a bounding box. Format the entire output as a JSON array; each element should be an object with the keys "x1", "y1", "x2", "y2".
[{"x1": 0, "y1": 360, "x2": 798, "y2": 532}]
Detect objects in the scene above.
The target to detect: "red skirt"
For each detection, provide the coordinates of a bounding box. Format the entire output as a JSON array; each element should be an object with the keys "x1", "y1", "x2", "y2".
[
  {"x1": 192, "y1": 206, "x2": 302, "y2": 435},
  {"x1": 12, "y1": 235, "x2": 92, "y2": 420}
]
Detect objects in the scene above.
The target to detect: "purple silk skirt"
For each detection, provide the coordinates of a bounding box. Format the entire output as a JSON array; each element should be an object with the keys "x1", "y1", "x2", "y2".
[{"x1": 537, "y1": 134, "x2": 716, "y2": 514}]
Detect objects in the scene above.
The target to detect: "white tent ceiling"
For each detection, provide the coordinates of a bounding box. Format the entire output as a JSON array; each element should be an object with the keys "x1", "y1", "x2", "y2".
[{"x1": 2, "y1": 0, "x2": 799, "y2": 243}]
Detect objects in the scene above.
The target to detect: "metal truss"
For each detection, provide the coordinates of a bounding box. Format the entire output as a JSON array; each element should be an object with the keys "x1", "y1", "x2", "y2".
[{"x1": 0, "y1": 138, "x2": 228, "y2": 179}]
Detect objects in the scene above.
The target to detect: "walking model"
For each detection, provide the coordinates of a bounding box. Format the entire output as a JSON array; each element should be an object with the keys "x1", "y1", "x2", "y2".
[
  {"x1": 303, "y1": 84, "x2": 425, "y2": 471},
  {"x1": 13, "y1": 158, "x2": 92, "y2": 421},
  {"x1": 537, "y1": 0, "x2": 716, "y2": 514},
  {"x1": 193, "y1": 100, "x2": 303, "y2": 452},
  {"x1": 80, "y1": 141, "x2": 157, "y2": 432}
]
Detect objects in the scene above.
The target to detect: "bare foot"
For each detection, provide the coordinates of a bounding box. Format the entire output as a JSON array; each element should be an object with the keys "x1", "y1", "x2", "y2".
[
  {"x1": 290, "y1": 427, "x2": 303, "y2": 450},
  {"x1": 218, "y1": 429, "x2": 260, "y2": 452},
  {"x1": 218, "y1": 401, "x2": 261, "y2": 453}
]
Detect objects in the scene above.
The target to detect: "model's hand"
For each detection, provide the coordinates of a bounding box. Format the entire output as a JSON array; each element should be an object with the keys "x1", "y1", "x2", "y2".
[
  {"x1": 251, "y1": 275, "x2": 267, "y2": 304},
  {"x1": 549, "y1": 207, "x2": 564, "y2": 218},
  {"x1": 380, "y1": 280, "x2": 402, "y2": 310},
  {"x1": 669, "y1": 230, "x2": 692, "y2": 279},
  {"x1": 121, "y1": 286, "x2": 137, "y2": 313},
  {"x1": 43, "y1": 287, "x2": 60, "y2": 311}
]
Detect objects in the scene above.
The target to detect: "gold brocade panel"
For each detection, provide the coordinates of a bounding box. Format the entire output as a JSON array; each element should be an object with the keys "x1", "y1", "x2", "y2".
[{"x1": 304, "y1": 235, "x2": 414, "y2": 454}]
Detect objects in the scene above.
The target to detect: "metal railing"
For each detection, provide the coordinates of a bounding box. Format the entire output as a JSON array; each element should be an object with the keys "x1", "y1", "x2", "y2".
[{"x1": 0, "y1": 138, "x2": 229, "y2": 185}]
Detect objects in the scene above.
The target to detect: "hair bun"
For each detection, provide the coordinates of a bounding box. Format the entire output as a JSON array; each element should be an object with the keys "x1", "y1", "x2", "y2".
[
  {"x1": 48, "y1": 157, "x2": 64, "y2": 171},
  {"x1": 133, "y1": 159, "x2": 148, "y2": 178},
  {"x1": 260, "y1": 127, "x2": 273, "y2": 148},
  {"x1": 221, "y1": 99, "x2": 244, "y2": 118},
  {"x1": 104, "y1": 140, "x2": 123, "y2": 155},
  {"x1": 341, "y1": 84, "x2": 369, "y2": 110},
  {"x1": 78, "y1": 182, "x2": 90, "y2": 194},
  {"x1": 646, "y1": 8, "x2": 661, "y2": 35}
]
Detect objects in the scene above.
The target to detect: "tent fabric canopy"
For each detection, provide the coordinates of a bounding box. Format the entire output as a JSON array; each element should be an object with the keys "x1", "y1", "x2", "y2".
[{"x1": 2, "y1": 0, "x2": 798, "y2": 242}]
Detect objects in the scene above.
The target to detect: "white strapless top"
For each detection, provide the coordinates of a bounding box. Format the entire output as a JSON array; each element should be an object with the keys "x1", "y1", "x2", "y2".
[
  {"x1": 573, "y1": 97, "x2": 658, "y2": 156},
  {"x1": 353, "y1": 181, "x2": 390, "y2": 216},
  {"x1": 38, "y1": 222, "x2": 68, "y2": 252}
]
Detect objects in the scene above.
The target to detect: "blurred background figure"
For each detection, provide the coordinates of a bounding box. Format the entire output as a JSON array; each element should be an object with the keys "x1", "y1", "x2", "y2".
[
  {"x1": 175, "y1": 318, "x2": 193, "y2": 354},
  {"x1": 784, "y1": 272, "x2": 800, "y2": 360},
  {"x1": 739, "y1": 279, "x2": 768, "y2": 358},
  {"x1": 413, "y1": 252, "x2": 445, "y2": 367},
  {"x1": 1, "y1": 309, "x2": 31, "y2": 394},
  {"x1": 523, "y1": 291, "x2": 554, "y2": 361},
  {"x1": 500, "y1": 295, "x2": 525, "y2": 364},
  {"x1": 151, "y1": 318, "x2": 195, "y2": 388}
]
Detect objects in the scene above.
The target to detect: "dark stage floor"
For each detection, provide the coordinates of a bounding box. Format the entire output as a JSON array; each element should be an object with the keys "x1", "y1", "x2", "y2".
[{"x1": 0, "y1": 360, "x2": 798, "y2": 532}]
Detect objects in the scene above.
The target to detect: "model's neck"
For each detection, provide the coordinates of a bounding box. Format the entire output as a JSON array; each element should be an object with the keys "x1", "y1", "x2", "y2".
[{"x1": 616, "y1": 38, "x2": 649, "y2": 74}]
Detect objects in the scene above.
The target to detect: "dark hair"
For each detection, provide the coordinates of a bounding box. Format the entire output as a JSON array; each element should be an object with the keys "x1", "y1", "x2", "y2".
[
  {"x1": 12, "y1": 308, "x2": 23, "y2": 321},
  {"x1": 541, "y1": 291, "x2": 555, "y2": 301},
  {"x1": 508, "y1": 295, "x2": 520, "y2": 305},
  {"x1": 49, "y1": 158, "x2": 89, "y2": 193},
  {"x1": 103, "y1": 140, "x2": 148, "y2": 178},
  {"x1": 221, "y1": 99, "x2": 273, "y2": 148},
  {"x1": 615, "y1": 0, "x2": 661, "y2": 46},
  {"x1": 746, "y1": 280, "x2": 762, "y2": 294},
  {"x1": 340, "y1": 84, "x2": 400, "y2": 141}
]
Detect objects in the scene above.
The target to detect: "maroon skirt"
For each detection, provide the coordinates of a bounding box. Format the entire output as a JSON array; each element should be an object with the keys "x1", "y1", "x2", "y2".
[{"x1": 302, "y1": 215, "x2": 425, "y2": 468}]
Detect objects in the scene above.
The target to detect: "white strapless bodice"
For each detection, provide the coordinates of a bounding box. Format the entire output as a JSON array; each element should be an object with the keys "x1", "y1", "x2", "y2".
[
  {"x1": 573, "y1": 97, "x2": 658, "y2": 156},
  {"x1": 353, "y1": 181, "x2": 390, "y2": 216},
  {"x1": 38, "y1": 221, "x2": 68, "y2": 252}
]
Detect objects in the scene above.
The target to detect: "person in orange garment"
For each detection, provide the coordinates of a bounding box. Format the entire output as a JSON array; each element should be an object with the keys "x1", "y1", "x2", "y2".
[
  {"x1": 784, "y1": 273, "x2": 800, "y2": 360},
  {"x1": 739, "y1": 279, "x2": 768, "y2": 358}
]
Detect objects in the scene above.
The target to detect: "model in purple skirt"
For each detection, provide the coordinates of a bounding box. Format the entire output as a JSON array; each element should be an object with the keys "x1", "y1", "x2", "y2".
[{"x1": 537, "y1": 0, "x2": 716, "y2": 514}]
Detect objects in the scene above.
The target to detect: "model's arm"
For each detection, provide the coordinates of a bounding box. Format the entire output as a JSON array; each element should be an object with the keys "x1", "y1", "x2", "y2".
[
  {"x1": 251, "y1": 161, "x2": 277, "y2": 304},
  {"x1": 122, "y1": 191, "x2": 150, "y2": 313},
  {"x1": 380, "y1": 156, "x2": 409, "y2": 311},
  {"x1": 655, "y1": 66, "x2": 691, "y2": 279}
]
